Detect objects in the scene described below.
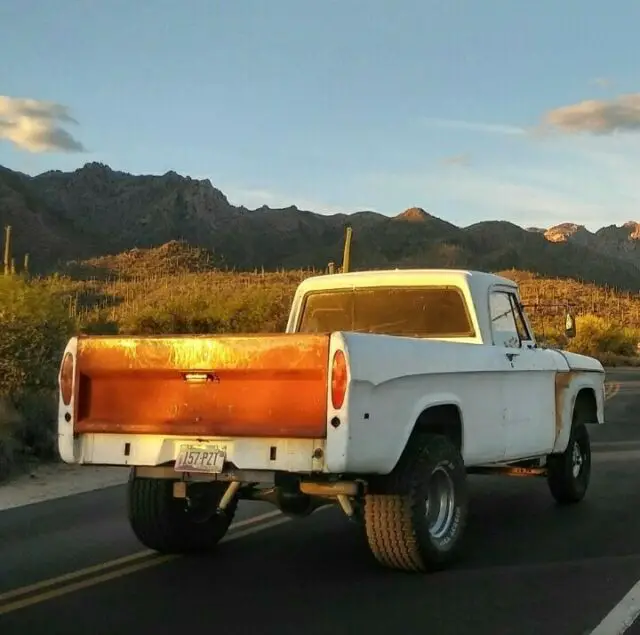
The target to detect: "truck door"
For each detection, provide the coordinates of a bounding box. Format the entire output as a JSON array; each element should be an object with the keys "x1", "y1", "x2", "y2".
[{"x1": 489, "y1": 288, "x2": 558, "y2": 460}]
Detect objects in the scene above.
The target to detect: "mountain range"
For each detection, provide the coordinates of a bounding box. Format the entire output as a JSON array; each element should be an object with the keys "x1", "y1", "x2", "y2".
[{"x1": 2, "y1": 161, "x2": 640, "y2": 291}]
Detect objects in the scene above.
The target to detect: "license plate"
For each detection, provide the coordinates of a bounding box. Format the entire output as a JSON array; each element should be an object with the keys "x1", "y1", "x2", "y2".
[{"x1": 174, "y1": 443, "x2": 228, "y2": 473}]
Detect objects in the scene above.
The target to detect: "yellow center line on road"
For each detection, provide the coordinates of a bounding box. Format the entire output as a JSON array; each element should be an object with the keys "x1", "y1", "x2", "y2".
[
  {"x1": 0, "y1": 554, "x2": 180, "y2": 617},
  {"x1": 0, "y1": 509, "x2": 284, "y2": 615}
]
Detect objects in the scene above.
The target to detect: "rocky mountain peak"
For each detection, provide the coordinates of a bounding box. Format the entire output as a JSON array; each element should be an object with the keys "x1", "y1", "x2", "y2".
[
  {"x1": 622, "y1": 221, "x2": 640, "y2": 240},
  {"x1": 544, "y1": 223, "x2": 588, "y2": 243},
  {"x1": 394, "y1": 207, "x2": 431, "y2": 222}
]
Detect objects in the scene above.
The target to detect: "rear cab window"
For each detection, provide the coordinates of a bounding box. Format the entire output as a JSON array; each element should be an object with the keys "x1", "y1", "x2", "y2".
[{"x1": 297, "y1": 286, "x2": 475, "y2": 338}]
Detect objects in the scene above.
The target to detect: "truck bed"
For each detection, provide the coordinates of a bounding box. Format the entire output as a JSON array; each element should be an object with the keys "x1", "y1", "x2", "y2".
[{"x1": 71, "y1": 333, "x2": 330, "y2": 438}]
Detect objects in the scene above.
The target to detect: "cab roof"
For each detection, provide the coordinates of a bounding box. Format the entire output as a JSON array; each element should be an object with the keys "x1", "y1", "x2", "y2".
[{"x1": 295, "y1": 268, "x2": 518, "y2": 296}]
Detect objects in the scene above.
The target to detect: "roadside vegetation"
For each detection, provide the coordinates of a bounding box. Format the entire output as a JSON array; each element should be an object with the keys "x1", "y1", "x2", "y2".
[{"x1": 2, "y1": 246, "x2": 640, "y2": 480}]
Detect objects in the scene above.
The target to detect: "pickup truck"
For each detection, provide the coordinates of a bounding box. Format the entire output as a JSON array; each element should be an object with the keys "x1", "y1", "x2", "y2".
[{"x1": 57, "y1": 268, "x2": 605, "y2": 573}]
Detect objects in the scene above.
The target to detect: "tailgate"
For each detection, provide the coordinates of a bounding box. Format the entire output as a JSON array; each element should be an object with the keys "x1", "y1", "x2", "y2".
[{"x1": 72, "y1": 333, "x2": 331, "y2": 438}]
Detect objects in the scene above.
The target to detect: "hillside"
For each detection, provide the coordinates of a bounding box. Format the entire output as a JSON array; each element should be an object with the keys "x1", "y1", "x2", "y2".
[
  {"x1": 50, "y1": 242, "x2": 640, "y2": 333},
  {"x1": 3, "y1": 162, "x2": 640, "y2": 291},
  {"x1": 25, "y1": 242, "x2": 640, "y2": 338}
]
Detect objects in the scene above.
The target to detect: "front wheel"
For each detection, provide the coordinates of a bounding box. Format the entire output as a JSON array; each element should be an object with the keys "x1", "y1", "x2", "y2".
[
  {"x1": 363, "y1": 433, "x2": 469, "y2": 573},
  {"x1": 547, "y1": 406, "x2": 592, "y2": 504}
]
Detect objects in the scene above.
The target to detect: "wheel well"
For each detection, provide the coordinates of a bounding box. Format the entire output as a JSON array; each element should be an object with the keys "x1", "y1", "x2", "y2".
[
  {"x1": 574, "y1": 387, "x2": 598, "y2": 423},
  {"x1": 412, "y1": 404, "x2": 463, "y2": 451}
]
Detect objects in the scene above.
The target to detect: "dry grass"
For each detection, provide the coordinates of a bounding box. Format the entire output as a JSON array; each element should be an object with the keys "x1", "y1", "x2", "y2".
[{"x1": 36, "y1": 266, "x2": 640, "y2": 350}]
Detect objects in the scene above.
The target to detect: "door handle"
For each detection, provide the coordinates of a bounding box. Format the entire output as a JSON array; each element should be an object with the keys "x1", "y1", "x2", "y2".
[{"x1": 505, "y1": 352, "x2": 519, "y2": 362}]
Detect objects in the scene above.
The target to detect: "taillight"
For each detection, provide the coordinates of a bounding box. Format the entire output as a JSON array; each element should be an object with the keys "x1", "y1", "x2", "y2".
[
  {"x1": 60, "y1": 352, "x2": 74, "y2": 406},
  {"x1": 330, "y1": 350, "x2": 348, "y2": 409}
]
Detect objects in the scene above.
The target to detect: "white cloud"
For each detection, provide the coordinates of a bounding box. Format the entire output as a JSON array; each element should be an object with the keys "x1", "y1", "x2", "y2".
[
  {"x1": 0, "y1": 95, "x2": 85, "y2": 153},
  {"x1": 541, "y1": 93, "x2": 640, "y2": 135},
  {"x1": 419, "y1": 117, "x2": 527, "y2": 136},
  {"x1": 422, "y1": 94, "x2": 640, "y2": 140}
]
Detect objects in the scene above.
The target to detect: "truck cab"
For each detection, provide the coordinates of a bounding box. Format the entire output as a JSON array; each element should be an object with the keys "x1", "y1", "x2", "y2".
[{"x1": 287, "y1": 268, "x2": 604, "y2": 462}]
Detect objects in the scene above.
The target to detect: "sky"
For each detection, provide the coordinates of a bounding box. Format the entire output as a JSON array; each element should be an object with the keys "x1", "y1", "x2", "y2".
[{"x1": 2, "y1": 0, "x2": 640, "y2": 231}]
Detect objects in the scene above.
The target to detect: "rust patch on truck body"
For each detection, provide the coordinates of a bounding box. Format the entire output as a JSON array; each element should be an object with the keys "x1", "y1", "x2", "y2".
[
  {"x1": 554, "y1": 370, "x2": 578, "y2": 440},
  {"x1": 73, "y1": 334, "x2": 331, "y2": 438}
]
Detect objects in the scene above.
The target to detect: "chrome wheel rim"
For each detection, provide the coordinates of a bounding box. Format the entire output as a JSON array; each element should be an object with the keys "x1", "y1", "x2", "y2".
[
  {"x1": 425, "y1": 465, "x2": 456, "y2": 539},
  {"x1": 571, "y1": 441, "x2": 583, "y2": 478}
]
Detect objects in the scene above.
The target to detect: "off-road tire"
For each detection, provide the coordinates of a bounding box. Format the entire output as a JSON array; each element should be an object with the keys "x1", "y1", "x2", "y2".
[
  {"x1": 547, "y1": 402, "x2": 592, "y2": 505},
  {"x1": 127, "y1": 473, "x2": 238, "y2": 554},
  {"x1": 363, "y1": 433, "x2": 469, "y2": 573}
]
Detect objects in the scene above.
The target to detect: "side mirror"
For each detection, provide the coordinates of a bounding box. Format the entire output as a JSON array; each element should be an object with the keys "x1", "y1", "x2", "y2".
[{"x1": 565, "y1": 312, "x2": 576, "y2": 339}]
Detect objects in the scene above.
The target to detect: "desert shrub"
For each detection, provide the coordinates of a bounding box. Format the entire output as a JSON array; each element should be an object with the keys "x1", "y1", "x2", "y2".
[
  {"x1": 566, "y1": 314, "x2": 638, "y2": 357},
  {"x1": 10, "y1": 390, "x2": 61, "y2": 459},
  {"x1": 0, "y1": 398, "x2": 21, "y2": 480},
  {"x1": 114, "y1": 277, "x2": 293, "y2": 335},
  {"x1": 0, "y1": 276, "x2": 75, "y2": 475},
  {"x1": 0, "y1": 276, "x2": 75, "y2": 392},
  {"x1": 78, "y1": 312, "x2": 120, "y2": 335},
  {"x1": 534, "y1": 317, "x2": 640, "y2": 359},
  {"x1": 534, "y1": 326, "x2": 568, "y2": 350},
  {"x1": 597, "y1": 352, "x2": 640, "y2": 367}
]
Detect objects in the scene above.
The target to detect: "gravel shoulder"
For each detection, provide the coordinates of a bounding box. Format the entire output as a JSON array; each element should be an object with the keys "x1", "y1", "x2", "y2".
[{"x1": 0, "y1": 463, "x2": 129, "y2": 511}]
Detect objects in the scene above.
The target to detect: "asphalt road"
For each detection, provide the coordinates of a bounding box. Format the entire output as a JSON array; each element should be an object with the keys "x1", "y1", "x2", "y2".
[{"x1": 1, "y1": 369, "x2": 640, "y2": 635}]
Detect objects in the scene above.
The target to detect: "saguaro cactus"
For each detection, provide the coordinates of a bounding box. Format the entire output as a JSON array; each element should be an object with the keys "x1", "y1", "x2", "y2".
[
  {"x1": 342, "y1": 224, "x2": 352, "y2": 274},
  {"x1": 3, "y1": 225, "x2": 11, "y2": 276}
]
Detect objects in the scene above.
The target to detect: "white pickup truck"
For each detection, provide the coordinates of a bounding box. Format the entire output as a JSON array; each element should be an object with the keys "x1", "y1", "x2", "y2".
[{"x1": 57, "y1": 268, "x2": 605, "y2": 573}]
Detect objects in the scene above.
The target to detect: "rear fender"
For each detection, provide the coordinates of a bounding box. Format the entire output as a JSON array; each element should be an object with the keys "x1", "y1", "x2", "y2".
[{"x1": 390, "y1": 393, "x2": 464, "y2": 471}]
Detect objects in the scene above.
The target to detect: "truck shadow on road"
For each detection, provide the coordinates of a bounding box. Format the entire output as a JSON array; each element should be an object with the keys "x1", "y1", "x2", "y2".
[
  {"x1": 249, "y1": 461, "x2": 639, "y2": 575},
  {"x1": 460, "y1": 471, "x2": 640, "y2": 570}
]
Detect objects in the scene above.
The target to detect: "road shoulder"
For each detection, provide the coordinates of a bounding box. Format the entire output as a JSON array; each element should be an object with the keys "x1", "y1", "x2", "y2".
[{"x1": 0, "y1": 463, "x2": 129, "y2": 512}]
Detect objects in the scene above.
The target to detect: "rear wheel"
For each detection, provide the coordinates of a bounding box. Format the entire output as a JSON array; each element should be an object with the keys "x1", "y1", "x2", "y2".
[
  {"x1": 547, "y1": 402, "x2": 592, "y2": 504},
  {"x1": 363, "y1": 433, "x2": 469, "y2": 572},
  {"x1": 127, "y1": 473, "x2": 238, "y2": 554}
]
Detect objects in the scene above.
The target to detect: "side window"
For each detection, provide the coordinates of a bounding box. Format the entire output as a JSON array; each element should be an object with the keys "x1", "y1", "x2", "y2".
[
  {"x1": 489, "y1": 291, "x2": 521, "y2": 348},
  {"x1": 510, "y1": 295, "x2": 532, "y2": 342}
]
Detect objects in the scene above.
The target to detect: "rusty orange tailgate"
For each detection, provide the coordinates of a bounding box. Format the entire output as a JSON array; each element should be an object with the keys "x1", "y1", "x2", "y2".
[{"x1": 73, "y1": 334, "x2": 331, "y2": 438}]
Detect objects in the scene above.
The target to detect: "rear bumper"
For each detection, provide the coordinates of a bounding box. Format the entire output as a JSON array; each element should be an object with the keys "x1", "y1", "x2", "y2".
[{"x1": 58, "y1": 432, "x2": 326, "y2": 474}]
